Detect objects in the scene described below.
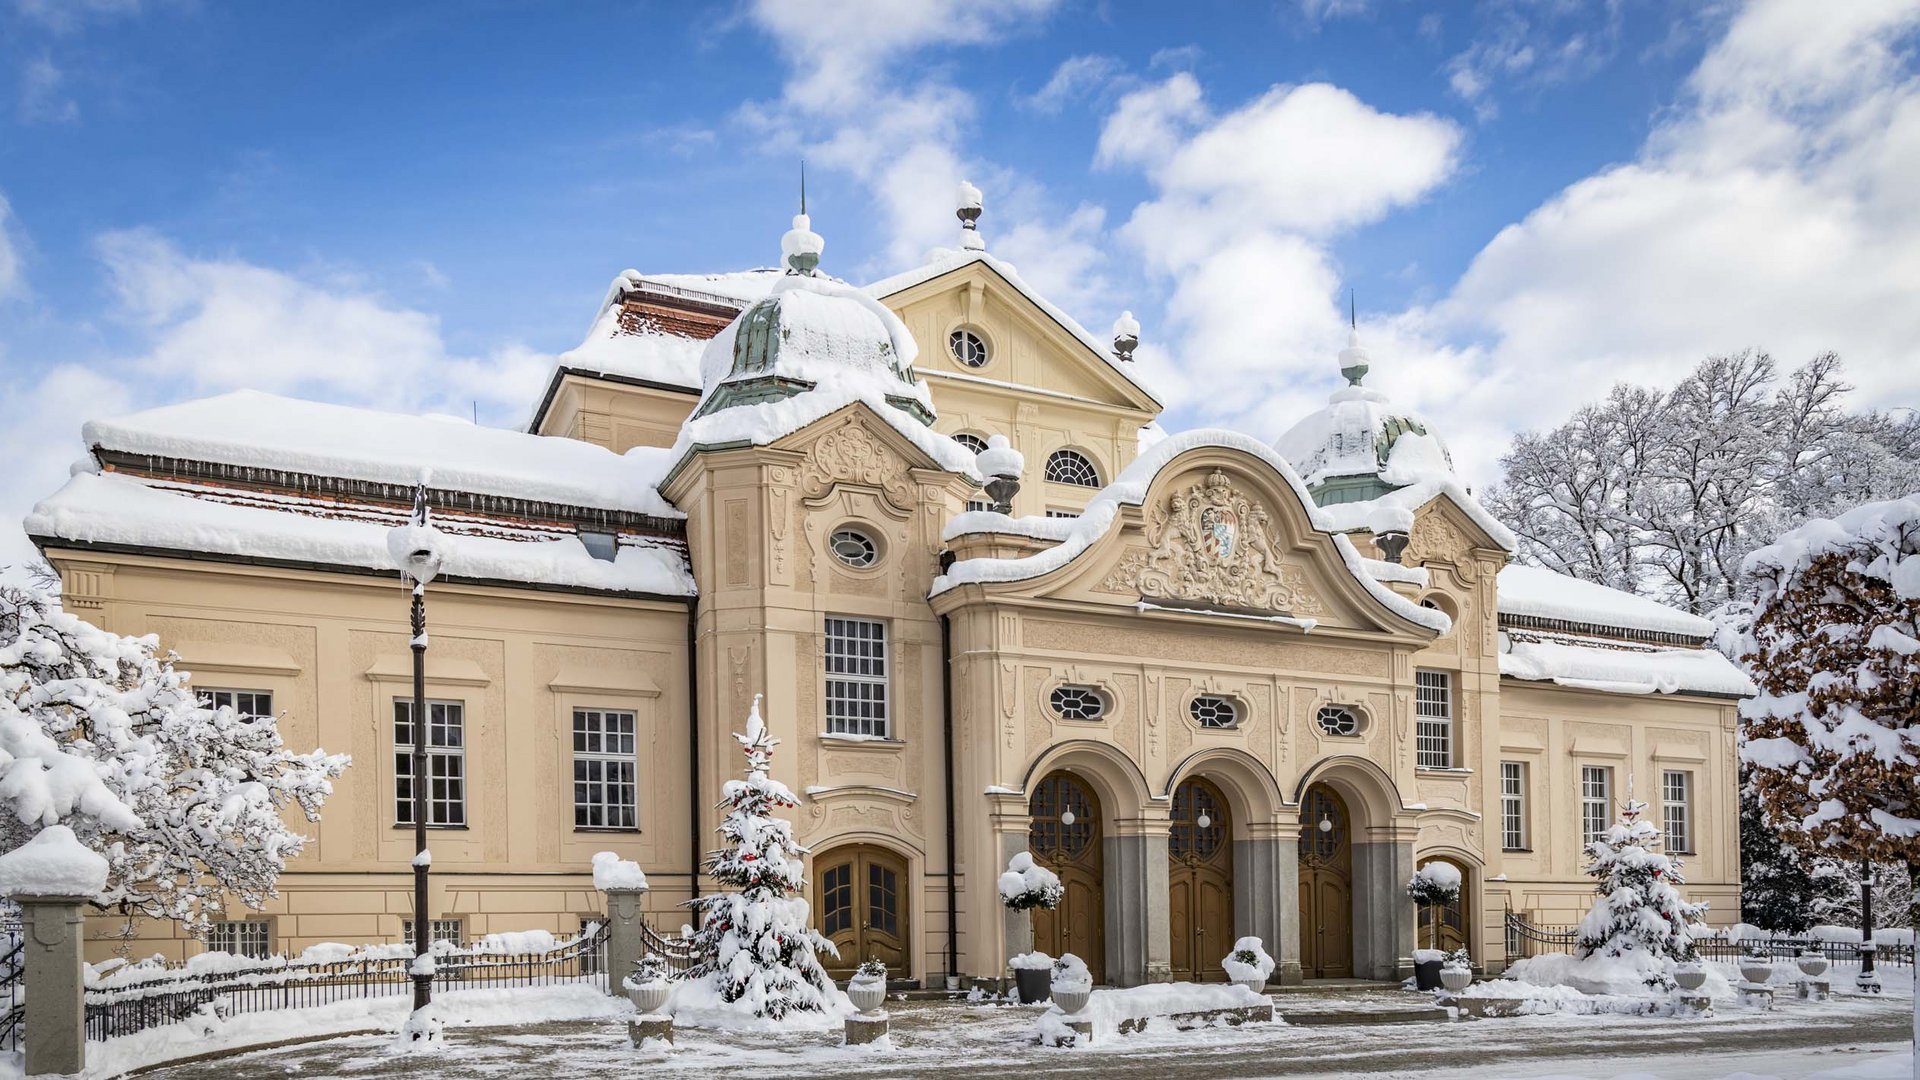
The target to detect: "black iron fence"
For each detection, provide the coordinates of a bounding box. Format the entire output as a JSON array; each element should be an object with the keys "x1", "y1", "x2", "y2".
[
  {"x1": 1503, "y1": 909, "x2": 1915, "y2": 968},
  {"x1": 1, "y1": 922, "x2": 22, "y2": 1054}
]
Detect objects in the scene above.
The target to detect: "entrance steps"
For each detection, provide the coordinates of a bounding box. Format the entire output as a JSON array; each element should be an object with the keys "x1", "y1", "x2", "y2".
[{"x1": 1278, "y1": 1004, "x2": 1453, "y2": 1026}]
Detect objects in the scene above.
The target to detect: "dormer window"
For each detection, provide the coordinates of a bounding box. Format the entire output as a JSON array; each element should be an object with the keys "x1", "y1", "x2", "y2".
[{"x1": 578, "y1": 529, "x2": 618, "y2": 562}]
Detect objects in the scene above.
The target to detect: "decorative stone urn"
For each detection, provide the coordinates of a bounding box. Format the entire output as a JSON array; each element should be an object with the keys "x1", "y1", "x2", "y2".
[
  {"x1": 1439, "y1": 967, "x2": 1473, "y2": 993},
  {"x1": 847, "y1": 980, "x2": 887, "y2": 1016},
  {"x1": 1232, "y1": 976, "x2": 1268, "y2": 996},
  {"x1": 1674, "y1": 965, "x2": 1708, "y2": 992},
  {"x1": 1796, "y1": 954, "x2": 1830, "y2": 978},
  {"x1": 1052, "y1": 987, "x2": 1092, "y2": 1016},
  {"x1": 625, "y1": 981, "x2": 670, "y2": 1015},
  {"x1": 1739, "y1": 957, "x2": 1774, "y2": 986}
]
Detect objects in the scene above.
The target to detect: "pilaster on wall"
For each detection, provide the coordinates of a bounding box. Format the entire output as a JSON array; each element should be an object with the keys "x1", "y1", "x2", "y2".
[
  {"x1": 1107, "y1": 817, "x2": 1172, "y2": 987},
  {"x1": 58, "y1": 561, "x2": 116, "y2": 623}
]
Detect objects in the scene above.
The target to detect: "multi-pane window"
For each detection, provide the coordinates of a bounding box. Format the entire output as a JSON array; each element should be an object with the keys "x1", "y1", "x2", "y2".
[
  {"x1": 951, "y1": 432, "x2": 989, "y2": 455},
  {"x1": 573, "y1": 709, "x2": 638, "y2": 830},
  {"x1": 199, "y1": 688, "x2": 273, "y2": 716},
  {"x1": 1415, "y1": 670, "x2": 1452, "y2": 769},
  {"x1": 830, "y1": 528, "x2": 879, "y2": 568},
  {"x1": 207, "y1": 919, "x2": 271, "y2": 958},
  {"x1": 1049, "y1": 685, "x2": 1108, "y2": 721},
  {"x1": 1044, "y1": 449, "x2": 1100, "y2": 487},
  {"x1": 1045, "y1": 509, "x2": 1078, "y2": 519},
  {"x1": 1500, "y1": 762, "x2": 1527, "y2": 851},
  {"x1": 1189, "y1": 695, "x2": 1239, "y2": 729},
  {"x1": 1316, "y1": 705, "x2": 1359, "y2": 736},
  {"x1": 395, "y1": 699, "x2": 466, "y2": 826},
  {"x1": 1581, "y1": 765, "x2": 1613, "y2": 847},
  {"x1": 949, "y1": 328, "x2": 990, "y2": 368},
  {"x1": 403, "y1": 919, "x2": 465, "y2": 947},
  {"x1": 825, "y1": 617, "x2": 889, "y2": 737},
  {"x1": 966, "y1": 497, "x2": 994, "y2": 513},
  {"x1": 1662, "y1": 770, "x2": 1694, "y2": 853}
]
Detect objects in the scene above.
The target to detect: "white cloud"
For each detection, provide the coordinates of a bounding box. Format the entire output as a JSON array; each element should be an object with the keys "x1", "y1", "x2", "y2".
[
  {"x1": 0, "y1": 364, "x2": 131, "y2": 576},
  {"x1": 992, "y1": 202, "x2": 1112, "y2": 314},
  {"x1": 1441, "y1": 1, "x2": 1632, "y2": 121},
  {"x1": 18, "y1": 54, "x2": 78, "y2": 123},
  {"x1": 1021, "y1": 54, "x2": 1125, "y2": 114},
  {"x1": 1095, "y1": 73, "x2": 1209, "y2": 169},
  {"x1": 13, "y1": 0, "x2": 144, "y2": 33},
  {"x1": 0, "y1": 194, "x2": 22, "y2": 299}
]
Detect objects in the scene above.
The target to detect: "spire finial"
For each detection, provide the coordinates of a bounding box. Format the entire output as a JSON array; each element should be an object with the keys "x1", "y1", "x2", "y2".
[
  {"x1": 957, "y1": 180, "x2": 985, "y2": 251},
  {"x1": 781, "y1": 191, "x2": 823, "y2": 276},
  {"x1": 800, "y1": 160, "x2": 807, "y2": 215},
  {"x1": 1339, "y1": 290, "x2": 1369, "y2": 386},
  {"x1": 1350, "y1": 288, "x2": 1356, "y2": 330}
]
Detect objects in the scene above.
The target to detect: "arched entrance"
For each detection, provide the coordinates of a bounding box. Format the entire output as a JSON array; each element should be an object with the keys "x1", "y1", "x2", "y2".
[
  {"x1": 1169, "y1": 777, "x2": 1233, "y2": 982},
  {"x1": 1029, "y1": 771, "x2": 1105, "y2": 984},
  {"x1": 1298, "y1": 784, "x2": 1353, "y2": 979},
  {"x1": 814, "y1": 845, "x2": 909, "y2": 979},
  {"x1": 1415, "y1": 856, "x2": 1470, "y2": 953}
]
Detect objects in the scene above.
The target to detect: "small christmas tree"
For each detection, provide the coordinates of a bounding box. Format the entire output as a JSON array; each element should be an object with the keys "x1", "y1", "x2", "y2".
[
  {"x1": 684, "y1": 695, "x2": 841, "y2": 1019},
  {"x1": 1574, "y1": 796, "x2": 1708, "y2": 991}
]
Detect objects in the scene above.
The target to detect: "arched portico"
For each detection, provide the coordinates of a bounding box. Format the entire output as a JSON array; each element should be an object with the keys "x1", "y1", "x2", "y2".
[
  {"x1": 1293, "y1": 756, "x2": 1420, "y2": 981},
  {"x1": 1164, "y1": 748, "x2": 1301, "y2": 983}
]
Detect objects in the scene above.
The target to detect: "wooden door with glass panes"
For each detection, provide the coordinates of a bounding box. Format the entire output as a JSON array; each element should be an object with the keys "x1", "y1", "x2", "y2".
[
  {"x1": 1416, "y1": 857, "x2": 1470, "y2": 954},
  {"x1": 1170, "y1": 777, "x2": 1234, "y2": 981},
  {"x1": 815, "y1": 845, "x2": 909, "y2": 979},
  {"x1": 1298, "y1": 784, "x2": 1354, "y2": 978},
  {"x1": 1029, "y1": 771, "x2": 1105, "y2": 984}
]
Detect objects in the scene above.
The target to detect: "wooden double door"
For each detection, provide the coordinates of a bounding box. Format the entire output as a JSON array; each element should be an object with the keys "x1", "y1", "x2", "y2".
[
  {"x1": 1029, "y1": 772, "x2": 1105, "y2": 984},
  {"x1": 1169, "y1": 778, "x2": 1234, "y2": 982},
  {"x1": 1416, "y1": 857, "x2": 1470, "y2": 953},
  {"x1": 814, "y1": 845, "x2": 908, "y2": 979},
  {"x1": 1298, "y1": 784, "x2": 1354, "y2": 979}
]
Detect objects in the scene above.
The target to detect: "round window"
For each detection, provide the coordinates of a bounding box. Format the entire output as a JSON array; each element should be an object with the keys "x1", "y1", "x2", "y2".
[
  {"x1": 1316, "y1": 705, "x2": 1359, "y2": 736},
  {"x1": 1050, "y1": 685, "x2": 1107, "y2": 721},
  {"x1": 829, "y1": 528, "x2": 878, "y2": 569},
  {"x1": 1190, "y1": 695, "x2": 1239, "y2": 729},
  {"x1": 949, "y1": 328, "x2": 990, "y2": 368}
]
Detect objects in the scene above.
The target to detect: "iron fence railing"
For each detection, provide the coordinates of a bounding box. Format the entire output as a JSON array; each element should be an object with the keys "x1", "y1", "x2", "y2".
[
  {"x1": 1, "y1": 923, "x2": 23, "y2": 1054},
  {"x1": 1503, "y1": 909, "x2": 1915, "y2": 969}
]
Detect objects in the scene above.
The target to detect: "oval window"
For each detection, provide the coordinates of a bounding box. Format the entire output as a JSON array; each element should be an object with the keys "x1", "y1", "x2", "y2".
[
  {"x1": 1050, "y1": 685, "x2": 1108, "y2": 721},
  {"x1": 830, "y1": 528, "x2": 878, "y2": 569},
  {"x1": 1316, "y1": 705, "x2": 1360, "y2": 737},
  {"x1": 949, "y1": 328, "x2": 990, "y2": 368},
  {"x1": 1190, "y1": 695, "x2": 1240, "y2": 729}
]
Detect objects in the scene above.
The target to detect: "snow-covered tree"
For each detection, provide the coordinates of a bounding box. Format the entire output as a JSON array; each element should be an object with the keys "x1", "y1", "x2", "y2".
[
  {"x1": 1740, "y1": 494, "x2": 1920, "y2": 927},
  {"x1": 684, "y1": 694, "x2": 841, "y2": 1019},
  {"x1": 0, "y1": 585, "x2": 348, "y2": 933},
  {"x1": 1738, "y1": 768, "x2": 1822, "y2": 933},
  {"x1": 1574, "y1": 797, "x2": 1708, "y2": 991}
]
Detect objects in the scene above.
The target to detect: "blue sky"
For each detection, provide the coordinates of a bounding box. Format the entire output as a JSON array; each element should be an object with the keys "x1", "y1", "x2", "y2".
[{"x1": 3, "y1": 0, "x2": 1919, "y2": 571}]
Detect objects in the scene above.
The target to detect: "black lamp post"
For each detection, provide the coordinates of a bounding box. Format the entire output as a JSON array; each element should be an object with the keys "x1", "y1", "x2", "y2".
[{"x1": 390, "y1": 482, "x2": 445, "y2": 1012}]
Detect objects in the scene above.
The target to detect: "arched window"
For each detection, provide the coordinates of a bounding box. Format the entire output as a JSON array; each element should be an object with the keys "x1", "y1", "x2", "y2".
[
  {"x1": 951, "y1": 431, "x2": 989, "y2": 455},
  {"x1": 1044, "y1": 449, "x2": 1100, "y2": 487}
]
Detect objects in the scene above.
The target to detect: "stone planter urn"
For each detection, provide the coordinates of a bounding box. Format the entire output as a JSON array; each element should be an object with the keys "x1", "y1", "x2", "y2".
[
  {"x1": 1796, "y1": 954, "x2": 1830, "y2": 978},
  {"x1": 847, "y1": 980, "x2": 887, "y2": 1016},
  {"x1": 1413, "y1": 958, "x2": 1444, "y2": 991},
  {"x1": 1439, "y1": 967, "x2": 1473, "y2": 993},
  {"x1": 1739, "y1": 957, "x2": 1774, "y2": 986},
  {"x1": 1232, "y1": 976, "x2": 1268, "y2": 997},
  {"x1": 625, "y1": 981, "x2": 671, "y2": 1016},
  {"x1": 1014, "y1": 966, "x2": 1051, "y2": 1004},
  {"x1": 1674, "y1": 965, "x2": 1708, "y2": 992},
  {"x1": 1052, "y1": 987, "x2": 1092, "y2": 1016}
]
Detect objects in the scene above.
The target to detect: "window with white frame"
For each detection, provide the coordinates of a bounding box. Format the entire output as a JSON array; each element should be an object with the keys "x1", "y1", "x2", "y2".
[
  {"x1": 573, "y1": 708, "x2": 638, "y2": 830},
  {"x1": 825, "y1": 617, "x2": 889, "y2": 737},
  {"x1": 1189, "y1": 695, "x2": 1239, "y2": 729},
  {"x1": 199, "y1": 688, "x2": 273, "y2": 716},
  {"x1": 1581, "y1": 765, "x2": 1613, "y2": 847},
  {"x1": 1045, "y1": 509, "x2": 1077, "y2": 519},
  {"x1": 1049, "y1": 685, "x2": 1108, "y2": 721},
  {"x1": 1415, "y1": 670, "x2": 1452, "y2": 768},
  {"x1": 395, "y1": 699, "x2": 466, "y2": 826},
  {"x1": 1500, "y1": 762, "x2": 1527, "y2": 850},
  {"x1": 1662, "y1": 770, "x2": 1694, "y2": 853},
  {"x1": 1044, "y1": 449, "x2": 1100, "y2": 487},
  {"x1": 951, "y1": 432, "x2": 989, "y2": 455},
  {"x1": 403, "y1": 918, "x2": 465, "y2": 947},
  {"x1": 966, "y1": 497, "x2": 994, "y2": 513},
  {"x1": 207, "y1": 919, "x2": 271, "y2": 958}
]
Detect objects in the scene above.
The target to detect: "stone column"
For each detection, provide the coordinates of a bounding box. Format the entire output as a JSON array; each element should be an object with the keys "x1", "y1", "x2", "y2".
[
  {"x1": 1237, "y1": 821, "x2": 1302, "y2": 984},
  {"x1": 1107, "y1": 820, "x2": 1171, "y2": 987},
  {"x1": 604, "y1": 887, "x2": 649, "y2": 996},
  {"x1": 1351, "y1": 828, "x2": 1416, "y2": 981},
  {"x1": 20, "y1": 895, "x2": 88, "y2": 1077}
]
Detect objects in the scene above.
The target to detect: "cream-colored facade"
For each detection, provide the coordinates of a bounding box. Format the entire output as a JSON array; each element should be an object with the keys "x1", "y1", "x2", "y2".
[{"x1": 33, "y1": 226, "x2": 1743, "y2": 982}]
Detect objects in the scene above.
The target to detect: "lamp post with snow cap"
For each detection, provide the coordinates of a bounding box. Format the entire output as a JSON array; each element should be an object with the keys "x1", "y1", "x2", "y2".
[{"x1": 388, "y1": 480, "x2": 446, "y2": 1011}]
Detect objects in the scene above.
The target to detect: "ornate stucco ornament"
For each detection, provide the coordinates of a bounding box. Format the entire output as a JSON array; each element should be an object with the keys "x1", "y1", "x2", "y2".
[{"x1": 1110, "y1": 469, "x2": 1326, "y2": 615}]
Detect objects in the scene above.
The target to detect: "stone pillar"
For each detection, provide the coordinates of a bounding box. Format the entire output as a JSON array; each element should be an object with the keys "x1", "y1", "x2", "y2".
[
  {"x1": 1351, "y1": 831, "x2": 1416, "y2": 981},
  {"x1": 997, "y1": 828, "x2": 1032, "y2": 975},
  {"x1": 1106, "y1": 824, "x2": 1171, "y2": 987},
  {"x1": 604, "y1": 887, "x2": 649, "y2": 996},
  {"x1": 20, "y1": 895, "x2": 88, "y2": 1077},
  {"x1": 1237, "y1": 823, "x2": 1301, "y2": 984}
]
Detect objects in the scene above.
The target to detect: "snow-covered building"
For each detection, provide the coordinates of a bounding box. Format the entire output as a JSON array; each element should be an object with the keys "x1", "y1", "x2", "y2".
[{"x1": 25, "y1": 191, "x2": 1749, "y2": 985}]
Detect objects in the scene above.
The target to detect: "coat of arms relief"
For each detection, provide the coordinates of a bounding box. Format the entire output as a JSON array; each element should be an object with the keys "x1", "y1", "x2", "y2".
[{"x1": 1101, "y1": 469, "x2": 1326, "y2": 616}]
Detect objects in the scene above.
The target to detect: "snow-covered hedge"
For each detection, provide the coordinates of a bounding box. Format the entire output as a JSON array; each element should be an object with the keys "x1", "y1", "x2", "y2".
[
  {"x1": 1220, "y1": 936, "x2": 1275, "y2": 983},
  {"x1": 998, "y1": 851, "x2": 1064, "y2": 910}
]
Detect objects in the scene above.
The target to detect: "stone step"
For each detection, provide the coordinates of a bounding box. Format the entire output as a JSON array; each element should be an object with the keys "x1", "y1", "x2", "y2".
[{"x1": 1279, "y1": 1006, "x2": 1453, "y2": 1026}]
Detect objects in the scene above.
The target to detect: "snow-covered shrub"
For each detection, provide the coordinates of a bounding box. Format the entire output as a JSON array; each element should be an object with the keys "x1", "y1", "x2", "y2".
[
  {"x1": 998, "y1": 851, "x2": 1064, "y2": 911},
  {"x1": 1407, "y1": 861, "x2": 1462, "y2": 905},
  {"x1": 1220, "y1": 936, "x2": 1275, "y2": 982},
  {"x1": 0, "y1": 585, "x2": 348, "y2": 932},
  {"x1": 1008, "y1": 950, "x2": 1053, "y2": 970},
  {"x1": 681, "y1": 695, "x2": 844, "y2": 1021},
  {"x1": 1442, "y1": 947, "x2": 1472, "y2": 971},
  {"x1": 1573, "y1": 798, "x2": 1708, "y2": 991},
  {"x1": 1050, "y1": 953, "x2": 1091, "y2": 995},
  {"x1": 851, "y1": 959, "x2": 887, "y2": 988},
  {"x1": 625, "y1": 953, "x2": 670, "y2": 990}
]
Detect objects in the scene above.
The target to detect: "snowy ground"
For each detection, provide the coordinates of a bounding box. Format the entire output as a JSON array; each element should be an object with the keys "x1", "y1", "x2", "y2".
[{"x1": 138, "y1": 982, "x2": 1915, "y2": 1080}]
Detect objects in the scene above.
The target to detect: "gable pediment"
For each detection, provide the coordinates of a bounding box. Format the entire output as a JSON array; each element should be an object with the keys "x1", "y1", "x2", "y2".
[{"x1": 772, "y1": 403, "x2": 961, "y2": 517}]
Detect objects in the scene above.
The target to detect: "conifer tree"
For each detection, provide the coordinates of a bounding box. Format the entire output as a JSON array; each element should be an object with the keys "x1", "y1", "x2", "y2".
[
  {"x1": 1575, "y1": 797, "x2": 1708, "y2": 991},
  {"x1": 684, "y1": 695, "x2": 841, "y2": 1019}
]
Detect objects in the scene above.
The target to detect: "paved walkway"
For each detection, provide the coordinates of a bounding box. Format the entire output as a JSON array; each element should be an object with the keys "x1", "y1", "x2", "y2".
[{"x1": 145, "y1": 990, "x2": 1914, "y2": 1079}]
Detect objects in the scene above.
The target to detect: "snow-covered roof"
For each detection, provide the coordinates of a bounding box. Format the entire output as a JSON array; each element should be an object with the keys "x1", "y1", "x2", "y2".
[
  {"x1": 1497, "y1": 564, "x2": 1715, "y2": 639},
  {"x1": 631, "y1": 268, "x2": 785, "y2": 306},
  {"x1": 1500, "y1": 630, "x2": 1755, "y2": 697},
  {"x1": 865, "y1": 248, "x2": 1163, "y2": 408},
  {"x1": 26, "y1": 470, "x2": 694, "y2": 597},
  {"x1": 1316, "y1": 478, "x2": 1519, "y2": 553},
  {"x1": 1276, "y1": 384, "x2": 1453, "y2": 490},
  {"x1": 85, "y1": 390, "x2": 681, "y2": 519},
  {"x1": 931, "y1": 427, "x2": 1450, "y2": 634},
  {"x1": 552, "y1": 301, "x2": 706, "y2": 391}
]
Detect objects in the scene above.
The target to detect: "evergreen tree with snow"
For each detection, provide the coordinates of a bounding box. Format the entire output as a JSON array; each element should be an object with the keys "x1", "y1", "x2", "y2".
[
  {"x1": 0, "y1": 584, "x2": 348, "y2": 934},
  {"x1": 1738, "y1": 767, "x2": 1821, "y2": 933},
  {"x1": 1574, "y1": 796, "x2": 1709, "y2": 991},
  {"x1": 684, "y1": 694, "x2": 841, "y2": 1019}
]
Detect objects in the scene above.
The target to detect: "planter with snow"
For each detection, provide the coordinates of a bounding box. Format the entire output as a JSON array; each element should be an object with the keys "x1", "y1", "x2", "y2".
[
  {"x1": 1795, "y1": 953, "x2": 1829, "y2": 978},
  {"x1": 1412, "y1": 949, "x2": 1447, "y2": 991},
  {"x1": 847, "y1": 960, "x2": 888, "y2": 1016},
  {"x1": 1673, "y1": 961, "x2": 1708, "y2": 992},
  {"x1": 1049, "y1": 954, "x2": 1092, "y2": 1016},
  {"x1": 1437, "y1": 946, "x2": 1473, "y2": 992},
  {"x1": 1406, "y1": 862, "x2": 1462, "y2": 990},
  {"x1": 1221, "y1": 936, "x2": 1276, "y2": 995},
  {"x1": 1010, "y1": 950, "x2": 1053, "y2": 1004},
  {"x1": 1739, "y1": 956, "x2": 1773, "y2": 986},
  {"x1": 623, "y1": 954, "x2": 672, "y2": 1015}
]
